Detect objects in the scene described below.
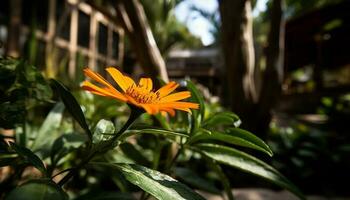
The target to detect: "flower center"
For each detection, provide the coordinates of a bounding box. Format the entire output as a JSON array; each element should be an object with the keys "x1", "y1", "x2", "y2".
[{"x1": 126, "y1": 85, "x2": 160, "y2": 104}]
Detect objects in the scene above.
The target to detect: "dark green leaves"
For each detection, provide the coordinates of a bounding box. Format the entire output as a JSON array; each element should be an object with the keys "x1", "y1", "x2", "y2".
[
  {"x1": 120, "y1": 129, "x2": 188, "y2": 140},
  {"x1": 10, "y1": 142, "x2": 47, "y2": 176},
  {"x1": 50, "y1": 133, "x2": 87, "y2": 166},
  {"x1": 50, "y1": 79, "x2": 92, "y2": 142},
  {"x1": 75, "y1": 192, "x2": 135, "y2": 200},
  {"x1": 93, "y1": 163, "x2": 205, "y2": 200},
  {"x1": 0, "y1": 58, "x2": 52, "y2": 128},
  {"x1": 120, "y1": 142, "x2": 151, "y2": 166},
  {"x1": 190, "y1": 128, "x2": 273, "y2": 156},
  {"x1": 196, "y1": 144, "x2": 304, "y2": 199},
  {"x1": 202, "y1": 112, "x2": 241, "y2": 128},
  {"x1": 6, "y1": 180, "x2": 67, "y2": 200},
  {"x1": 31, "y1": 102, "x2": 65, "y2": 151},
  {"x1": 174, "y1": 167, "x2": 220, "y2": 194}
]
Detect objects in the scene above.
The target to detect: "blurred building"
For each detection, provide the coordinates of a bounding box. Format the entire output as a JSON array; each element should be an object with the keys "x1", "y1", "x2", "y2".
[
  {"x1": 0, "y1": 0, "x2": 124, "y2": 81},
  {"x1": 166, "y1": 48, "x2": 223, "y2": 96},
  {"x1": 281, "y1": 1, "x2": 350, "y2": 114}
]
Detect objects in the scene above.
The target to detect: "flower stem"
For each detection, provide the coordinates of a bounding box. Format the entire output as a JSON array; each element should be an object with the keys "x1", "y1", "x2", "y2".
[
  {"x1": 57, "y1": 106, "x2": 143, "y2": 187},
  {"x1": 111, "y1": 106, "x2": 143, "y2": 145}
]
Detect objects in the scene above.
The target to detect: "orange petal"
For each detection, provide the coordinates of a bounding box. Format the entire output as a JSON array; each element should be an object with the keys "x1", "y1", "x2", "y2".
[
  {"x1": 160, "y1": 107, "x2": 176, "y2": 116},
  {"x1": 140, "y1": 104, "x2": 154, "y2": 115},
  {"x1": 156, "y1": 82, "x2": 179, "y2": 98},
  {"x1": 147, "y1": 104, "x2": 160, "y2": 114},
  {"x1": 160, "y1": 91, "x2": 191, "y2": 102},
  {"x1": 106, "y1": 67, "x2": 135, "y2": 92},
  {"x1": 138, "y1": 78, "x2": 153, "y2": 91},
  {"x1": 157, "y1": 102, "x2": 199, "y2": 109},
  {"x1": 82, "y1": 81, "x2": 127, "y2": 102},
  {"x1": 125, "y1": 94, "x2": 140, "y2": 106},
  {"x1": 84, "y1": 68, "x2": 114, "y2": 89},
  {"x1": 82, "y1": 81, "x2": 108, "y2": 97}
]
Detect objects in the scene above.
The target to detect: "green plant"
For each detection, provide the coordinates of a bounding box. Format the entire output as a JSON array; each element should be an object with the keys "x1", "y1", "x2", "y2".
[{"x1": 0, "y1": 58, "x2": 304, "y2": 199}]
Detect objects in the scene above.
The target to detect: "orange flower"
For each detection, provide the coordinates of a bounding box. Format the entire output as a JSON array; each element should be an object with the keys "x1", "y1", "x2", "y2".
[{"x1": 82, "y1": 67, "x2": 199, "y2": 116}]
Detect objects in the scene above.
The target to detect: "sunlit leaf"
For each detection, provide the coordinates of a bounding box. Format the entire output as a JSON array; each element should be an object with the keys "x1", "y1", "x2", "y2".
[
  {"x1": 196, "y1": 144, "x2": 304, "y2": 199},
  {"x1": 93, "y1": 119, "x2": 115, "y2": 143},
  {"x1": 92, "y1": 163, "x2": 205, "y2": 200}
]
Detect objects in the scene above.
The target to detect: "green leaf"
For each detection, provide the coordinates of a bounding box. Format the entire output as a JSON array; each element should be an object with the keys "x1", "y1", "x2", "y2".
[
  {"x1": 93, "y1": 119, "x2": 115, "y2": 143},
  {"x1": 207, "y1": 161, "x2": 234, "y2": 200},
  {"x1": 186, "y1": 80, "x2": 205, "y2": 131},
  {"x1": 174, "y1": 167, "x2": 220, "y2": 194},
  {"x1": 6, "y1": 180, "x2": 67, "y2": 200},
  {"x1": 50, "y1": 79, "x2": 92, "y2": 142},
  {"x1": 10, "y1": 142, "x2": 47, "y2": 176},
  {"x1": 120, "y1": 129, "x2": 188, "y2": 140},
  {"x1": 202, "y1": 112, "x2": 241, "y2": 128},
  {"x1": 186, "y1": 80, "x2": 205, "y2": 119},
  {"x1": 31, "y1": 102, "x2": 65, "y2": 151},
  {"x1": 120, "y1": 142, "x2": 151, "y2": 166},
  {"x1": 75, "y1": 191, "x2": 135, "y2": 200},
  {"x1": 190, "y1": 128, "x2": 273, "y2": 156},
  {"x1": 93, "y1": 163, "x2": 205, "y2": 200},
  {"x1": 196, "y1": 144, "x2": 304, "y2": 199},
  {"x1": 51, "y1": 133, "x2": 87, "y2": 165}
]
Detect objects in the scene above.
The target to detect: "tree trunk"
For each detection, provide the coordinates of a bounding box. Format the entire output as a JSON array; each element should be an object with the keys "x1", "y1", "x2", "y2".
[
  {"x1": 256, "y1": 0, "x2": 285, "y2": 135},
  {"x1": 6, "y1": 0, "x2": 22, "y2": 58},
  {"x1": 219, "y1": 0, "x2": 257, "y2": 130},
  {"x1": 115, "y1": 0, "x2": 169, "y2": 83}
]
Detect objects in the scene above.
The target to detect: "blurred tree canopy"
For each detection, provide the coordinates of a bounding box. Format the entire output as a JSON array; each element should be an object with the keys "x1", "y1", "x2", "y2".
[{"x1": 140, "y1": 0, "x2": 202, "y2": 56}]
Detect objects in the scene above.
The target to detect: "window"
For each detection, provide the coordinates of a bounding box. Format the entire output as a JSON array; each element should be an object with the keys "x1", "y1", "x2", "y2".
[
  {"x1": 98, "y1": 23, "x2": 107, "y2": 55},
  {"x1": 56, "y1": 1, "x2": 71, "y2": 40},
  {"x1": 112, "y1": 31, "x2": 119, "y2": 58},
  {"x1": 78, "y1": 10, "x2": 90, "y2": 48}
]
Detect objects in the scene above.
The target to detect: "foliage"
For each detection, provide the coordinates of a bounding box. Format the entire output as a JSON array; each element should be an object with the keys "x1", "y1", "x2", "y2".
[
  {"x1": 0, "y1": 59, "x2": 304, "y2": 199},
  {"x1": 285, "y1": 0, "x2": 345, "y2": 18},
  {"x1": 0, "y1": 58, "x2": 52, "y2": 129},
  {"x1": 140, "y1": 0, "x2": 203, "y2": 55},
  {"x1": 268, "y1": 101, "x2": 350, "y2": 196}
]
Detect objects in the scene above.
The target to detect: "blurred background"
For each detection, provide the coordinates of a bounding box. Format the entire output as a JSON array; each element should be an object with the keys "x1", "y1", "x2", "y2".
[{"x1": 0, "y1": 0, "x2": 350, "y2": 198}]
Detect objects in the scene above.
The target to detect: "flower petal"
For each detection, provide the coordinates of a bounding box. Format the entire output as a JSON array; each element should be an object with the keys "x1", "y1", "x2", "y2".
[
  {"x1": 160, "y1": 107, "x2": 176, "y2": 116},
  {"x1": 140, "y1": 104, "x2": 154, "y2": 115},
  {"x1": 160, "y1": 91, "x2": 191, "y2": 102},
  {"x1": 82, "y1": 81, "x2": 127, "y2": 102},
  {"x1": 138, "y1": 78, "x2": 153, "y2": 92},
  {"x1": 84, "y1": 68, "x2": 115, "y2": 89},
  {"x1": 106, "y1": 67, "x2": 135, "y2": 92},
  {"x1": 147, "y1": 104, "x2": 159, "y2": 114},
  {"x1": 173, "y1": 107, "x2": 192, "y2": 113},
  {"x1": 157, "y1": 102, "x2": 199, "y2": 109},
  {"x1": 155, "y1": 82, "x2": 179, "y2": 98}
]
